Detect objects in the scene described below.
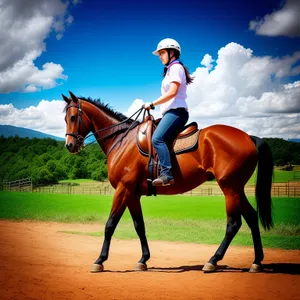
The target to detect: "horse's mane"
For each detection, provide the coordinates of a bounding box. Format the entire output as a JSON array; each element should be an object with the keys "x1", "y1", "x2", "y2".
[
  {"x1": 76, "y1": 96, "x2": 140, "y2": 142},
  {"x1": 64, "y1": 96, "x2": 140, "y2": 141},
  {"x1": 80, "y1": 97, "x2": 139, "y2": 125}
]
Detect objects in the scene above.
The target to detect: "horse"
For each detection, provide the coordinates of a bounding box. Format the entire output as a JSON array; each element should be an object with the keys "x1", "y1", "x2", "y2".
[{"x1": 63, "y1": 91, "x2": 273, "y2": 273}]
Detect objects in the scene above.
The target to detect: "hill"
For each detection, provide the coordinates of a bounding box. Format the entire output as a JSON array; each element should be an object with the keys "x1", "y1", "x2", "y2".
[
  {"x1": 0, "y1": 125, "x2": 64, "y2": 141},
  {"x1": 288, "y1": 138, "x2": 300, "y2": 143}
]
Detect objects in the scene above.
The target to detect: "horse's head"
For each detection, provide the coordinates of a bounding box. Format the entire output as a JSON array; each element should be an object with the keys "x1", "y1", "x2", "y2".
[{"x1": 63, "y1": 91, "x2": 91, "y2": 154}]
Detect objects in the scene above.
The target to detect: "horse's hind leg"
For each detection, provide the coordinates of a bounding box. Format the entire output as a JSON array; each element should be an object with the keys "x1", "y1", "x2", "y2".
[
  {"x1": 240, "y1": 191, "x2": 264, "y2": 272},
  {"x1": 127, "y1": 197, "x2": 150, "y2": 271},
  {"x1": 203, "y1": 191, "x2": 242, "y2": 272}
]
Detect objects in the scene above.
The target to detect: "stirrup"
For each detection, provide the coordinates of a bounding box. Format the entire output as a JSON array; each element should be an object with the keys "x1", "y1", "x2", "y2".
[{"x1": 152, "y1": 175, "x2": 174, "y2": 187}]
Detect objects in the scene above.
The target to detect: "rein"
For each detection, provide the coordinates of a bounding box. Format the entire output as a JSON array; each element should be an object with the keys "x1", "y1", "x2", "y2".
[{"x1": 66, "y1": 100, "x2": 149, "y2": 156}]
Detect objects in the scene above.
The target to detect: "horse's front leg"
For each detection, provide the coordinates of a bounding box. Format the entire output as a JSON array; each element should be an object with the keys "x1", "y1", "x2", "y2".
[
  {"x1": 127, "y1": 195, "x2": 150, "y2": 271},
  {"x1": 91, "y1": 184, "x2": 128, "y2": 273}
]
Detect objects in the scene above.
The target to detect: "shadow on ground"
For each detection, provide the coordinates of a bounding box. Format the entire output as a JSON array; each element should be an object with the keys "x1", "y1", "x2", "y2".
[{"x1": 145, "y1": 263, "x2": 300, "y2": 275}]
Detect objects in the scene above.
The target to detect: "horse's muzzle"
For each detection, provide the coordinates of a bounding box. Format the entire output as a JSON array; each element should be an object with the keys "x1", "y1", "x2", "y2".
[
  {"x1": 65, "y1": 141, "x2": 81, "y2": 154},
  {"x1": 65, "y1": 142, "x2": 74, "y2": 152}
]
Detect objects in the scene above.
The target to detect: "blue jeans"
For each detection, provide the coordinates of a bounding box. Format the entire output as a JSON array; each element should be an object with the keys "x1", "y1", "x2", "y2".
[{"x1": 152, "y1": 108, "x2": 189, "y2": 178}]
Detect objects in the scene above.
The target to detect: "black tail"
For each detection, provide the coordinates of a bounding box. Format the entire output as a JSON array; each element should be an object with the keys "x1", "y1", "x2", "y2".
[{"x1": 250, "y1": 136, "x2": 274, "y2": 230}]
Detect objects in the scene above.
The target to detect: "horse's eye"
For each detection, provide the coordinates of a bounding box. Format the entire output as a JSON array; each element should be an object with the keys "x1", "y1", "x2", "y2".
[{"x1": 71, "y1": 115, "x2": 75, "y2": 122}]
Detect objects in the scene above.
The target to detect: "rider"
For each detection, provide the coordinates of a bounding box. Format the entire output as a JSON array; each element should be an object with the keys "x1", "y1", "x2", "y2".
[{"x1": 144, "y1": 38, "x2": 194, "y2": 186}]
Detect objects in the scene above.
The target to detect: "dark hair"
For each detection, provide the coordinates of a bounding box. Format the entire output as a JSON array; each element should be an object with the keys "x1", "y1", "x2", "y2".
[{"x1": 163, "y1": 49, "x2": 194, "y2": 85}]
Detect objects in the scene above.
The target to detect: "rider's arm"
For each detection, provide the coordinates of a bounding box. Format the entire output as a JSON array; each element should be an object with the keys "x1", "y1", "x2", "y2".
[
  {"x1": 144, "y1": 81, "x2": 180, "y2": 109},
  {"x1": 152, "y1": 81, "x2": 180, "y2": 107}
]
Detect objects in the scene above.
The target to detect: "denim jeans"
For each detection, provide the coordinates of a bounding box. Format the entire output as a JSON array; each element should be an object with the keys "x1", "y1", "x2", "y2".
[{"x1": 152, "y1": 108, "x2": 189, "y2": 178}]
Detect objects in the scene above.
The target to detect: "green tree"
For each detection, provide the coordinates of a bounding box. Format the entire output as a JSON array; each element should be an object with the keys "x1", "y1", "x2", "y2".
[{"x1": 32, "y1": 166, "x2": 58, "y2": 185}]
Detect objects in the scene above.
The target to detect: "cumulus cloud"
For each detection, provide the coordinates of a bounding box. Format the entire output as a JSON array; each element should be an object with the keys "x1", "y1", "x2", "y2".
[
  {"x1": 124, "y1": 99, "x2": 148, "y2": 121},
  {"x1": 249, "y1": 0, "x2": 300, "y2": 37},
  {"x1": 0, "y1": 0, "x2": 77, "y2": 93},
  {"x1": 2, "y1": 43, "x2": 299, "y2": 140},
  {"x1": 187, "y1": 43, "x2": 300, "y2": 139},
  {"x1": 0, "y1": 100, "x2": 66, "y2": 137},
  {"x1": 127, "y1": 42, "x2": 300, "y2": 140},
  {"x1": 201, "y1": 54, "x2": 214, "y2": 70}
]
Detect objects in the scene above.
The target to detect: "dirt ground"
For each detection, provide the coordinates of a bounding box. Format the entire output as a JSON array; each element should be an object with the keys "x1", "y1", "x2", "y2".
[{"x1": 0, "y1": 221, "x2": 299, "y2": 300}]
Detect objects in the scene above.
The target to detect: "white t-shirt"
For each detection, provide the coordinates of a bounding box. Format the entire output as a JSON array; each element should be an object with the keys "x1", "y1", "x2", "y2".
[{"x1": 160, "y1": 61, "x2": 188, "y2": 115}]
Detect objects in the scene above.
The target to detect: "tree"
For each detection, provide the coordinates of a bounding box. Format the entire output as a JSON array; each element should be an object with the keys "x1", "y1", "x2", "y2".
[
  {"x1": 90, "y1": 161, "x2": 108, "y2": 181},
  {"x1": 32, "y1": 166, "x2": 58, "y2": 185}
]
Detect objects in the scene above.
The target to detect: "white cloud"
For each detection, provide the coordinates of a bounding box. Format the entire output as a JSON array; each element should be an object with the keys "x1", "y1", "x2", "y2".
[
  {"x1": 0, "y1": 58, "x2": 68, "y2": 93},
  {"x1": 126, "y1": 42, "x2": 300, "y2": 140},
  {"x1": 0, "y1": 100, "x2": 66, "y2": 137},
  {"x1": 0, "y1": 0, "x2": 77, "y2": 93},
  {"x1": 201, "y1": 54, "x2": 214, "y2": 70},
  {"x1": 2, "y1": 43, "x2": 299, "y2": 140},
  {"x1": 125, "y1": 99, "x2": 148, "y2": 121},
  {"x1": 185, "y1": 42, "x2": 300, "y2": 139},
  {"x1": 249, "y1": 0, "x2": 300, "y2": 37}
]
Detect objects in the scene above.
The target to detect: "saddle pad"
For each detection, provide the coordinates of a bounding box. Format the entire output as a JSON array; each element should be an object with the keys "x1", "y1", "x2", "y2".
[{"x1": 173, "y1": 130, "x2": 200, "y2": 154}]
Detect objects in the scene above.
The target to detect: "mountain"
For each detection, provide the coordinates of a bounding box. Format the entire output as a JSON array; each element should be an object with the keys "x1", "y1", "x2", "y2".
[
  {"x1": 0, "y1": 125, "x2": 64, "y2": 141},
  {"x1": 288, "y1": 138, "x2": 300, "y2": 143}
]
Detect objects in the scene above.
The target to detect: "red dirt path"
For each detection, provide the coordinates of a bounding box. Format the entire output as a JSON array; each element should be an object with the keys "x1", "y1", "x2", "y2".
[{"x1": 0, "y1": 220, "x2": 299, "y2": 300}]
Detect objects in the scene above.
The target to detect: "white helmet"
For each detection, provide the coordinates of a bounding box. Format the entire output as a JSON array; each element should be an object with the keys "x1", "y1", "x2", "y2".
[{"x1": 152, "y1": 38, "x2": 181, "y2": 56}]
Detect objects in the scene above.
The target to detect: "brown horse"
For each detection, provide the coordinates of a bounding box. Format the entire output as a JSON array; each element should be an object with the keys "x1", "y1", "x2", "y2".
[{"x1": 63, "y1": 91, "x2": 273, "y2": 273}]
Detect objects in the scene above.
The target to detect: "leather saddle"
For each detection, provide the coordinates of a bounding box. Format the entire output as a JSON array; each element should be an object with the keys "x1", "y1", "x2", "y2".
[
  {"x1": 136, "y1": 115, "x2": 200, "y2": 197},
  {"x1": 136, "y1": 116, "x2": 200, "y2": 157}
]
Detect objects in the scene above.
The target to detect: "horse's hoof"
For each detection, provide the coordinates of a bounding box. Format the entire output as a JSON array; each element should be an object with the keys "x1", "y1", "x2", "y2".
[
  {"x1": 133, "y1": 262, "x2": 148, "y2": 271},
  {"x1": 249, "y1": 263, "x2": 263, "y2": 273},
  {"x1": 202, "y1": 262, "x2": 217, "y2": 273},
  {"x1": 90, "y1": 263, "x2": 104, "y2": 273}
]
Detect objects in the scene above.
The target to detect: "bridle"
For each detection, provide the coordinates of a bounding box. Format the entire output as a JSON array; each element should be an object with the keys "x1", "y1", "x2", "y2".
[
  {"x1": 65, "y1": 99, "x2": 148, "y2": 156},
  {"x1": 65, "y1": 100, "x2": 90, "y2": 148}
]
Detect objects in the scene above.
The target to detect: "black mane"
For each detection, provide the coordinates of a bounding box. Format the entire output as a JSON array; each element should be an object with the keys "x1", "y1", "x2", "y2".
[
  {"x1": 64, "y1": 96, "x2": 139, "y2": 125},
  {"x1": 80, "y1": 97, "x2": 135, "y2": 123}
]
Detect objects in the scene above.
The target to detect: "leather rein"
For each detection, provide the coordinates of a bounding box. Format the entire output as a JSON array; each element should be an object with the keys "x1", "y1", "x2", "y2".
[{"x1": 65, "y1": 100, "x2": 148, "y2": 156}]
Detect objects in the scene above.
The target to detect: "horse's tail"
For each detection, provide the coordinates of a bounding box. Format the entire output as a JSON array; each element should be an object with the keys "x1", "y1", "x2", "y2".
[{"x1": 250, "y1": 136, "x2": 274, "y2": 230}]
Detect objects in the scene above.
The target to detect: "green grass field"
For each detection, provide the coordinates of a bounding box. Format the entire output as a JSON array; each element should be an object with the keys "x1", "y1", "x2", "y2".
[
  {"x1": 247, "y1": 169, "x2": 296, "y2": 185},
  {"x1": 0, "y1": 191, "x2": 299, "y2": 250}
]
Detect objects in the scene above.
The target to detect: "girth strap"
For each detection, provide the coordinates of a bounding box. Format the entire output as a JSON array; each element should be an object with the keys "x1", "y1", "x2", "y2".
[{"x1": 145, "y1": 115, "x2": 157, "y2": 196}]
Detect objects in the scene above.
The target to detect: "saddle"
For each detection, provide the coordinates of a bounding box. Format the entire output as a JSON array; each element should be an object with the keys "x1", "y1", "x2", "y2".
[
  {"x1": 136, "y1": 115, "x2": 200, "y2": 196},
  {"x1": 136, "y1": 117, "x2": 200, "y2": 157}
]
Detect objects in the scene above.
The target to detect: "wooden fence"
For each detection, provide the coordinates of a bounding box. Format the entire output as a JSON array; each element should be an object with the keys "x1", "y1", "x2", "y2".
[
  {"x1": 186, "y1": 182, "x2": 300, "y2": 197},
  {"x1": 2, "y1": 179, "x2": 300, "y2": 197},
  {"x1": 32, "y1": 184, "x2": 113, "y2": 195},
  {"x1": 3, "y1": 177, "x2": 32, "y2": 192}
]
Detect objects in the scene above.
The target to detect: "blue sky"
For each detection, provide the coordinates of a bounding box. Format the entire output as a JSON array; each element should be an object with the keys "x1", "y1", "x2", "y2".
[{"x1": 0, "y1": 0, "x2": 299, "y2": 139}]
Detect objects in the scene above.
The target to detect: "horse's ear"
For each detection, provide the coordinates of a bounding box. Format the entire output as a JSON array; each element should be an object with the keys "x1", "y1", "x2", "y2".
[
  {"x1": 62, "y1": 94, "x2": 70, "y2": 103},
  {"x1": 69, "y1": 91, "x2": 78, "y2": 103}
]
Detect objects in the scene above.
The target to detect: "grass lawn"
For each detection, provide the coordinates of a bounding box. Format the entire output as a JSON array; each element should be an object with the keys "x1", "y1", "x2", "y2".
[
  {"x1": 0, "y1": 192, "x2": 299, "y2": 250},
  {"x1": 247, "y1": 169, "x2": 296, "y2": 185}
]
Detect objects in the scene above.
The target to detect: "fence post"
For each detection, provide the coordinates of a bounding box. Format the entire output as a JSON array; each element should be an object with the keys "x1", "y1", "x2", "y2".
[{"x1": 294, "y1": 186, "x2": 296, "y2": 197}]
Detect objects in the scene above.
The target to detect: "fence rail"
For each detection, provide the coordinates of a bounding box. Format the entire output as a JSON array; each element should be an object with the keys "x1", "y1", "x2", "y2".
[
  {"x1": 186, "y1": 182, "x2": 300, "y2": 197},
  {"x1": 32, "y1": 184, "x2": 113, "y2": 195},
  {"x1": 2, "y1": 179, "x2": 300, "y2": 197},
  {"x1": 3, "y1": 177, "x2": 32, "y2": 192}
]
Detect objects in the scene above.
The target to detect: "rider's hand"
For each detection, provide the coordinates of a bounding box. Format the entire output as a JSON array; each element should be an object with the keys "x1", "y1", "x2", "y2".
[
  {"x1": 144, "y1": 102, "x2": 151, "y2": 110},
  {"x1": 144, "y1": 102, "x2": 154, "y2": 110}
]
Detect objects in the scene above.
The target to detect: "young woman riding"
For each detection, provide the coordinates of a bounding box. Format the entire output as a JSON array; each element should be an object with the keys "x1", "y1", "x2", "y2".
[{"x1": 144, "y1": 38, "x2": 193, "y2": 187}]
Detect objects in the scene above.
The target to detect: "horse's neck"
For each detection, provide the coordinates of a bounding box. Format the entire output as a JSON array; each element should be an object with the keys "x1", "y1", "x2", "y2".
[{"x1": 83, "y1": 102, "x2": 121, "y2": 155}]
